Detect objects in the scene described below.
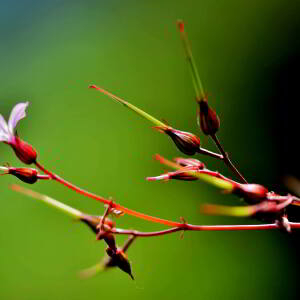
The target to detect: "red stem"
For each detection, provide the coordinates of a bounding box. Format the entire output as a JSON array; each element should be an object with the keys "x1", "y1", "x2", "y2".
[
  {"x1": 211, "y1": 134, "x2": 248, "y2": 184},
  {"x1": 34, "y1": 161, "x2": 182, "y2": 227},
  {"x1": 197, "y1": 147, "x2": 223, "y2": 160},
  {"x1": 112, "y1": 222, "x2": 300, "y2": 237}
]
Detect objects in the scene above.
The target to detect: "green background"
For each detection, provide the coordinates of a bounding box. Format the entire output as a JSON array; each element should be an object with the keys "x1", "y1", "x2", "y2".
[{"x1": 1, "y1": 0, "x2": 300, "y2": 299}]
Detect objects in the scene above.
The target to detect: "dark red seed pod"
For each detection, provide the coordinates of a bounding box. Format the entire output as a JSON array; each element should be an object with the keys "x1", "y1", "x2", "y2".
[
  {"x1": 10, "y1": 135, "x2": 37, "y2": 165},
  {"x1": 8, "y1": 167, "x2": 38, "y2": 184},
  {"x1": 233, "y1": 184, "x2": 268, "y2": 203},
  {"x1": 198, "y1": 99, "x2": 220, "y2": 135},
  {"x1": 155, "y1": 127, "x2": 201, "y2": 155},
  {"x1": 106, "y1": 247, "x2": 134, "y2": 280}
]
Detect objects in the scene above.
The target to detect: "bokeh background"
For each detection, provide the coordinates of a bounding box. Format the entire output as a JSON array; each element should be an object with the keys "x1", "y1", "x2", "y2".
[{"x1": 1, "y1": 0, "x2": 300, "y2": 299}]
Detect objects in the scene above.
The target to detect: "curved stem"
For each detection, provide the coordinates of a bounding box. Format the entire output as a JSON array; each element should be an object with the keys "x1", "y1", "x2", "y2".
[
  {"x1": 211, "y1": 134, "x2": 248, "y2": 184},
  {"x1": 34, "y1": 161, "x2": 182, "y2": 227},
  {"x1": 112, "y1": 222, "x2": 300, "y2": 237}
]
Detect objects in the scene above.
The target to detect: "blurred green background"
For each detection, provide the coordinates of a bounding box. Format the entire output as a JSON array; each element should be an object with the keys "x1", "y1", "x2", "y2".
[{"x1": 1, "y1": 0, "x2": 300, "y2": 299}]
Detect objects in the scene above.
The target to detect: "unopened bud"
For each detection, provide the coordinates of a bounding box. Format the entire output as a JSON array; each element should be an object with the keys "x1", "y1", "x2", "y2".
[
  {"x1": 198, "y1": 99, "x2": 220, "y2": 135},
  {"x1": 233, "y1": 184, "x2": 268, "y2": 203},
  {"x1": 10, "y1": 135, "x2": 37, "y2": 165},
  {"x1": 8, "y1": 167, "x2": 38, "y2": 184},
  {"x1": 155, "y1": 127, "x2": 200, "y2": 155}
]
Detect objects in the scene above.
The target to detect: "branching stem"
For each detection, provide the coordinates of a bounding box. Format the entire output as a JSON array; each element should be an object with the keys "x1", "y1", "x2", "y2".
[
  {"x1": 211, "y1": 134, "x2": 248, "y2": 184},
  {"x1": 112, "y1": 222, "x2": 300, "y2": 237}
]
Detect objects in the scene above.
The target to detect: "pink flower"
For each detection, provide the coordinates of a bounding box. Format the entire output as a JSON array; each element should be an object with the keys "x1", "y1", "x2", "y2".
[{"x1": 0, "y1": 102, "x2": 37, "y2": 164}]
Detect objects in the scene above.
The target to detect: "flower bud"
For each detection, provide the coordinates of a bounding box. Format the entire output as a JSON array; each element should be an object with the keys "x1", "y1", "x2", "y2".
[
  {"x1": 155, "y1": 127, "x2": 200, "y2": 155},
  {"x1": 198, "y1": 99, "x2": 220, "y2": 135},
  {"x1": 106, "y1": 247, "x2": 134, "y2": 280},
  {"x1": 8, "y1": 167, "x2": 38, "y2": 184},
  {"x1": 233, "y1": 184, "x2": 268, "y2": 203},
  {"x1": 10, "y1": 135, "x2": 37, "y2": 165}
]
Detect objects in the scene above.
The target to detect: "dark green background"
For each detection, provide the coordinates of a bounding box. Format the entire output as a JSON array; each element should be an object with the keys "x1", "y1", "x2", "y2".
[{"x1": 1, "y1": 0, "x2": 300, "y2": 299}]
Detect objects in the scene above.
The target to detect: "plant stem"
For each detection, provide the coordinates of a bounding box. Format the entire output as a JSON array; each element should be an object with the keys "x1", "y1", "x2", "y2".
[
  {"x1": 211, "y1": 134, "x2": 248, "y2": 184},
  {"x1": 11, "y1": 184, "x2": 83, "y2": 219},
  {"x1": 197, "y1": 147, "x2": 223, "y2": 160},
  {"x1": 34, "y1": 161, "x2": 184, "y2": 227},
  {"x1": 112, "y1": 221, "x2": 300, "y2": 237},
  {"x1": 12, "y1": 184, "x2": 300, "y2": 236},
  {"x1": 89, "y1": 85, "x2": 167, "y2": 128},
  {"x1": 177, "y1": 20, "x2": 205, "y2": 100}
]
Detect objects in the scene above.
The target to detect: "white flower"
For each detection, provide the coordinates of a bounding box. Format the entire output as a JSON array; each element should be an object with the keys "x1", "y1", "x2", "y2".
[
  {"x1": 0, "y1": 102, "x2": 37, "y2": 164},
  {"x1": 0, "y1": 102, "x2": 29, "y2": 143}
]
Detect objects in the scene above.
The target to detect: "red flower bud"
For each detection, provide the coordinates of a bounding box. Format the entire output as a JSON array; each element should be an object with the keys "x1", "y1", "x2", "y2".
[
  {"x1": 155, "y1": 127, "x2": 201, "y2": 155},
  {"x1": 198, "y1": 99, "x2": 220, "y2": 135},
  {"x1": 8, "y1": 167, "x2": 38, "y2": 184},
  {"x1": 233, "y1": 184, "x2": 268, "y2": 203},
  {"x1": 10, "y1": 135, "x2": 37, "y2": 165}
]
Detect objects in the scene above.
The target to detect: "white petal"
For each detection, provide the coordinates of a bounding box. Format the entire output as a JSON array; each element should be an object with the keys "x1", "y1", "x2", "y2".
[
  {"x1": 8, "y1": 102, "x2": 29, "y2": 134},
  {"x1": 0, "y1": 133, "x2": 9, "y2": 142},
  {"x1": 0, "y1": 114, "x2": 9, "y2": 141}
]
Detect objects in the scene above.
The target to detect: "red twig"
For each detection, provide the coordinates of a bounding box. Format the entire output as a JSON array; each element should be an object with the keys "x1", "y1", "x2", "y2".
[
  {"x1": 34, "y1": 161, "x2": 184, "y2": 227},
  {"x1": 112, "y1": 221, "x2": 300, "y2": 237},
  {"x1": 211, "y1": 134, "x2": 248, "y2": 184}
]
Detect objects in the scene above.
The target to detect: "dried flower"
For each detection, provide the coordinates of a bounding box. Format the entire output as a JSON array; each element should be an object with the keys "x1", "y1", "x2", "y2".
[
  {"x1": 106, "y1": 247, "x2": 134, "y2": 280},
  {"x1": 0, "y1": 103, "x2": 37, "y2": 164},
  {"x1": 155, "y1": 126, "x2": 200, "y2": 155}
]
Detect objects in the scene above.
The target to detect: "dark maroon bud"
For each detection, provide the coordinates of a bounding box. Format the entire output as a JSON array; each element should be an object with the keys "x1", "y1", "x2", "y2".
[
  {"x1": 10, "y1": 135, "x2": 37, "y2": 165},
  {"x1": 233, "y1": 184, "x2": 268, "y2": 203},
  {"x1": 106, "y1": 247, "x2": 134, "y2": 280},
  {"x1": 198, "y1": 99, "x2": 220, "y2": 135},
  {"x1": 8, "y1": 167, "x2": 38, "y2": 184},
  {"x1": 155, "y1": 126, "x2": 201, "y2": 155}
]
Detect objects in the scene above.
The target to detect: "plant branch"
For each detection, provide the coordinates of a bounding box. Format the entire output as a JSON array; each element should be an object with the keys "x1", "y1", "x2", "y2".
[
  {"x1": 112, "y1": 221, "x2": 300, "y2": 237},
  {"x1": 34, "y1": 161, "x2": 184, "y2": 227},
  {"x1": 176, "y1": 20, "x2": 205, "y2": 100},
  {"x1": 211, "y1": 134, "x2": 248, "y2": 184},
  {"x1": 12, "y1": 184, "x2": 300, "y2": 236},
  {"x1": 197, "y1": 147, "x2": 223, "y2": 160}
]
